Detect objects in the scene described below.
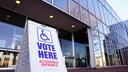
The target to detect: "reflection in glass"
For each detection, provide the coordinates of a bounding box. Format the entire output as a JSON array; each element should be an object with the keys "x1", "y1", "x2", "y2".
[
  {"x1": 89, "y1": 14, "x2": 97, "y2": 28},
  {"x1": 44, "y1": 0, "x2": 52, "y2": 3},
  {"x1": 87, "y1": 0, "x2": 95, "y2": 15},
  {"x1": 91, "y1": 29, "x2": 106, "y2": 67},
  {"x1": 73, "y1": 0, "x2": 79, "y2": 3},
  {"x1": 59, "y1": 30, "x2": 73, "y2": 67},
  {"x1": 65, "y1": 58, "x2": 73, "y2": 67},
  {"x1": 93, "y1": 0, "x2": 101, "y2": 19},
  {"x1": 53, "y1": 0, "x2": 68, "y2": 12},
  {"x1": 0, "y1": 51, "x2": 19, "y2": 68},
  {"x1": 105, "y1": 23, "x2": 128, "y2": 66},
  {"x1": 60, "y1": 39, "x2": 72, "y2": 56},
  {"x1": 92, "y1": 30, "x2": 101, "y2": 56},
  {"x1": 69, "y1": 0, "x2": 80, "y2": 19},
  {"x1": 102, "y1": 24, "x2": 109, "y2": 36},
  {"x1": 98, "y1": 2, "x2": 106, "y2": 23},
  {"x1": 99, "y1": 33, "x2": 106, "y2": 65},
  {"x1": 0, "y1": 21, "x2": 24, "y2": 49},
  {"x1": 97, "y1": 20, "x2": 104, "y2": 33},
  {"x1": 74, "y1": 29, "x2": 89, "y2": 67},
  {"x1": 80, "y1": 7, "x2": 90, "y2": 25},
  {"x1": 75, "y1": 42, "x2": 87, "y2": 67},
  {"x1": 103, "y1": 8, "x2": 109, "y2": 26},
  {"x1": 59, "y1": 29, "x2": 90, "y2": 68},
  {"x1": 80, "y1": 0, "x2": 88, "y2": 10}
]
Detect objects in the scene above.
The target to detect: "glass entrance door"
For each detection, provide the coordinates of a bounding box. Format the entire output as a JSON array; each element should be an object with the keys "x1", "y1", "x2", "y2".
[{"x1": 58, "y1": 29, "x2": 90, "y2": 68}]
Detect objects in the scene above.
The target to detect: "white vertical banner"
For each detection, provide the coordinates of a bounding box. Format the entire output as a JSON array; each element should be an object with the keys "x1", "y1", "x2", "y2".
[{"x1": 27, "y1": 20, "x2": 67, "y2": 72}]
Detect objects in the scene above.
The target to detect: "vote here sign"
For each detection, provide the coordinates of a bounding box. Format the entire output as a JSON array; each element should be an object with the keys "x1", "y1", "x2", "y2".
[{"x1": 27, "y1": 20, "x2": 67, "y2": 72}]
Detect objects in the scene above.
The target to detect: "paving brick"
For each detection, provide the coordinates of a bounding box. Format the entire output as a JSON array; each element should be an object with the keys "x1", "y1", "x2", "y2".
[{"x1": 1, "y1": 66, "x2": 128, "y2": 72}]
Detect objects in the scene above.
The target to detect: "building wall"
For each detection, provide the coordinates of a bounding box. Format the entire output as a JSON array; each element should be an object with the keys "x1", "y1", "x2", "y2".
[
  {"x1": 0, "y1": 0, "x2": 127, "y2": 69},
  {"x1": 104, "y1": 20, "x2": 128, "y2": 66},
  {"x1": 42, "y1": 0, "x2": 128, "y2": 67},
  {"x1": 1, "y1": 66, "x2": 128, "y2": 72}
]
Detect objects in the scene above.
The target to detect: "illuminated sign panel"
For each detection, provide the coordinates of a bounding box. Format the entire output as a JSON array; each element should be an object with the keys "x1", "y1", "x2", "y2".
[{"x1": 27, "y1": 20, "x2": 67, "y2": 72}]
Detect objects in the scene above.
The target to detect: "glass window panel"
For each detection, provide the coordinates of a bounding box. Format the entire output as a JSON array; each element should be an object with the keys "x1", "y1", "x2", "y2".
[
  {"x1": 60, "y1": 39, "x2": 72, "y2": 56},
  {"x1": 111, "y1": 10, "x2": 115, "y2": 18},
  {"x1": 116, "y1": 48, "x2": 124, "y2": 65},
  {"x1": 117, "y1": 35, "x2": 128, "y2": 49},
  {"x1": 99, "y1": 33, "x2": 106, "y2": 66},
  {"x1": 98, "y1": 0, "x2": 105, "y2": 6},
  {"x1": 110, "y1": 15, "x2": 114, "y2": 25},
  {"x1": 114, "y1": 23, "x2": 126, "y2": 39},
  {"x1": 112, "y1": 36, "x2": 124, "y2": 65},
  {"x1": 93, "y1": 0, "x2": 101, "y2": 19},
  {"x1": 87, "y1": 0, "x2": 95, "y2": 14},
  {"x1": 44, "y1": 0, "x2": 52, "y2": 3},
  {"x1": 53, "y1": 0, "x2": 68, "y2": 12},
  {"x1": 117, "y1": 16, "x2": 121, "y2": 22},
  {"x1": 74, "y1": 29, "x2": 89, "y2": 67},
  {"x1": 112, "y1": 18, "x2": 117, "y2": 25},
  {"x1": 80, "y1": 0, "x2": 88, "y2": 10},
  {"x1": 103, "y1": 36, "x2": 111, "y2": 66},
  {"x1": 105, "y1": 31, "x2": 118, "y2": 66},
  {"x1": 59, "y1": 30, "x2": 72, "y2": 57},
  {"x1": 0, "y1": 21, "x2": 24, "y2": 49},
  {"x1": 106, "y1": 11, "x2": 111, "y2": 26},
  {"x1": 105, "y1": 35, "x2": 117, "y2": 66},
  {"x1": 65, "y1": 58, "x2": 73, "y2": 67},
  {"x1": 91, "y1": 29, "x2": 106, "y2": 67},
  {"x1": 112, "y1": 24, "x2": 128, "y2": 48},
  {"x1": 58, "y1": 30, "x2": 73, "y2": 67},
  {"x1": 102, "y1": 24, "x2": 109, "y2": 35},
  {"x1": 89, "y1": 14, "x2": 97, "y2": 28},
  {"x1": 69, "y1": 0, "x2": 80, "y2": 19},
  {"x1": 80, "y1": 7, "x2": 90, "y2": 25},
  {"x1": 109, "y1": 14, "x2": 113, "y2": 25},
  {"x1": 113, "y1": 12, "x2": 117, "y2": 20},
  {"x1": 104, "y1": 1, "x2": 111, "y2": 13},
  {"x1": 97, "y1": 20, "x2": 104, "y2": 33},
  {"x1": 92, "y1": 30, "x2": 101, "y2": 56},
  {"x1": 103, "y1": 7, "x2": 109, "y2": 25},
  {"x1": 75, "y1": 42, "x2": 87, "y2": 67},
  {"x1": 98, "y1": 2, "x2": 105, "y2": 23},
  {"x1": 73, "y1": 0, "x2": 79, "y2": 3},
  {"x1": 105, "y1": 37, "x2": 114, "y2": 55},
  {"x1": 0, "y1": 51, "x2": 19, "y2": 68}
]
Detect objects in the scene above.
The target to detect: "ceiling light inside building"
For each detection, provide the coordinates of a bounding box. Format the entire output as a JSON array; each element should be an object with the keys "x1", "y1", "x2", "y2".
[
  {"x1": 6, "y1": 15, "x2": 11, "y2": 18},
  {"x1": 5, "y1": 15, "x2": 11, "y2": 20},
  {"x1": 49, "y1": 15, "x2": 54, "y2": 19},
  {"x1": 72, "y1": 25, "x2": 75, "y2": 28},
  {"x1": 16, "y1": 0, "x2": 21, "y2": 4}
]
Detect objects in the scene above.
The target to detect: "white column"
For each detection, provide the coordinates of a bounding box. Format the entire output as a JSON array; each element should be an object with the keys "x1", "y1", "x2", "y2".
[{"x1": 87, "y1": 28, "x2": 96, "y2": 68}]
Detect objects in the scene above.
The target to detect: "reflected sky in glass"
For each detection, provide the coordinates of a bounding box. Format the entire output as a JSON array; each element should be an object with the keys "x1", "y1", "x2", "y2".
[
  {"x1": 60, "y1": 39, "x2": 72, "y2": 56},
  {"x1": 75, "y1": 42, "x2": 86, "y2": 59},
  {"x1": 0, "y1": 21, "x2": 24, "y2": 49},
  {"x1": 53, "y1": 0, "x2": 68, "y2": 12}
]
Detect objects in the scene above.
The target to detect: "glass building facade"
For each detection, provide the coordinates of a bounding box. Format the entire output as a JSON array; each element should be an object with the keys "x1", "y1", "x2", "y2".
[
  {"x1": 43, "y1": 0, "x2": 128, "y2": 67},
  {"x1": 0, "y1": 0, "x2": 128, "y2": 69}
]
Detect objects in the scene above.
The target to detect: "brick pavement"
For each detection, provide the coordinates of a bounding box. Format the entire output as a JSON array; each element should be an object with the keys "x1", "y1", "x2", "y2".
[{"x1": 0, "y1": 66, "x2": 128, "y2": 72}]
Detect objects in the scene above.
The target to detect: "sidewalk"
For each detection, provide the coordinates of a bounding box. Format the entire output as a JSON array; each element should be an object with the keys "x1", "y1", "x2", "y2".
[
  {"x1": 0, "y1": 66, "x2": 128, "y2": 72},
  {"x1": 68, "y1": 66, "x2": 128, "y2": 72}
]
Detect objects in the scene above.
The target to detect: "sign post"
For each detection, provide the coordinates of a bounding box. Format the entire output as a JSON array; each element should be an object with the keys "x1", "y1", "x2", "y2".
[{"x1": 16, "y1": 20, "x2": 67, "y2": 72}]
